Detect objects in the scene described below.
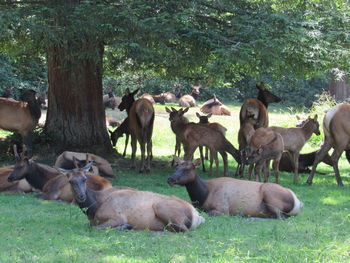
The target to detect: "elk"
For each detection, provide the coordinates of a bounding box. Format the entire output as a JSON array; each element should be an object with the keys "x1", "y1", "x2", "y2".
[
  {"x1": 179, "y1": 85, "x2": 201, "y2": 107},
  {"x1": 62, "y1": 165, "x2": 205, "y2": 232},
  {"x1": 200, "y1": 95, "x2": 231, "y2": 116},
  {"x1": 140, "y1": 93, "x2": 155, "y2": 104},
  {"x1": 106, "y1": 117, "x2": 120, "y2": 128},
  {"x1": 151, "y1": 93, "x2": 166, "y2": 104},
  {"x1": 109, "y1": 117, "x2": 130, "y2": 157},
  {"x1": 55, "y1": 151, "x2": 116, "y2": 178},
  {"x1": 162, "y1": 92, "x2": 179, "y2": 103},
  {"x1": 8, "y1": 151, "x2": 112, "y2": 202},
  {"x1": 118, "y1": 88, "x2": 154, "y2": 172},
  {"x1": 168, "y1": 157, "x2": 303, "y2": 219},
  {"x1": 241, "y1": 128, "x2": 284, "y2": 183},
  {"x1": 166, "y1": 107, "x2": 240, "y2": 177},
  {"x1": 0, "y1": 165, "x2": 33, "y2": 193},
  {"x1": 0, "y1": 89, "x2": 41, "y2": 156},
  {"x1": 270, "y1": 115, "x2": 320, "y2": 184},
  {"x1": 307, "y1": 104, "x2": 350, "y2": 186},
  {"x1": 103, "y1": 89, "x2": 121, "y2": 110},
  {"x1": 196, "y1": 112, "x2": 227, "y2": 175}
]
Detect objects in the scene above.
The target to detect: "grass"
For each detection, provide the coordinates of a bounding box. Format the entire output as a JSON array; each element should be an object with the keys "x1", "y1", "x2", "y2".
[{"x1": 0, "y1": 103, "x2": 349, "y2": 263}]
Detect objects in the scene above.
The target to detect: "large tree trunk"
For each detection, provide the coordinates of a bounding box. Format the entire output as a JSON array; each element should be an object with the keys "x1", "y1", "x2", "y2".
[
  {"x1": 329, "y1": 72, "x2": 350, "y2": 101},
  {"x1": 45, "y1": 42, "x2": 113, "y2": 155}
]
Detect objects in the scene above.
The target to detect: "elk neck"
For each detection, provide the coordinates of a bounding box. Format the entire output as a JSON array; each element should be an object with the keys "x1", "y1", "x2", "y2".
[
  {"x1": 301, "y1": 120, "x2": 316, "y2": 139},
  {"x1": 25, "y1": 162, "x2": 52, "y2": 190},
  {"x1": 78, "y1": 188, "x2": 100, "y2": 220},
  {"x1": 224, "y1": 140, "x2": 241, "y2": 164},
  {"x1": 185, "y1": 175, "x2": 209, "y2": 208}
]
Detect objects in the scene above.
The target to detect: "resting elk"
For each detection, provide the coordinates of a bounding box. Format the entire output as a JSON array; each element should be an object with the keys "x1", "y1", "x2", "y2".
[
  {"x1": 200, "y1": 95, "x2": 231, "y2": 116},
  {"x1": 0, "y1": 89, "x2": 41, "y2": 156},
  {"x1": 162, "y1": 92, "x2": 179, "y2": 103},
  {"x1": 55, "y1": 151, "x2": 116, "y2": 178},
  {"x1": 0, "y1": 165, "x2": 33, "y2": 193},
  {"x1": 62, "y1": 164, "x2": 205, "y2": 231},
  {"x1": 118, "y1": 88, "x2": 154, "y2": 172},
  {"x1": 109, "y1": 117, "x2": 130, "y2": 157},
  {"x1": 179, "y1": 85, "x2": 201, "y2": 107},
  {"x1": 140, "y1": 93, "x2": 156, "y2": 104},
  {"x1": 241, "y1": 128, "x2": 284, "y2": 183},
  {"x1": 307, "y1": 104, "x2": 350, "y2": 186},
  {"x1": 168, "y1": 157, "x2": 303, "y2": 219},
  {"x1": 270, "y1": 115, "x2": 320, "y2": 184},
  {"x1": 8, "y1": 150, "x2": 112, "y2": 202}
]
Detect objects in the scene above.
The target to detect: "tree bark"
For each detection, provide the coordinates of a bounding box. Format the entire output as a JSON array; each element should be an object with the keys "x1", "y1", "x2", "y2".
[
  {"x1": 45, "y1": 42, "x2": 114, "y2": 155},
  {"x1": 329, "y1": 72, "x2": 350, "y2": 101}
]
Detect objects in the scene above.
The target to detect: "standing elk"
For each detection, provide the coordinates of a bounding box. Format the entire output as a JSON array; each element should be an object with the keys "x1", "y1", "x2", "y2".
[
  {"x1": 307, "y1": 104, "x2": 350, "y2": 186},
  {"x1": 62, "y1": 165, "x2": 205, "y2": 231},
  {"x1": 179, "y1": 86, "x2": 201, "y2": 107},
  {"x1": 55, "y1": 151, "x2": 116, "y2": 178},
  {"x1": 109, "y1": 117, "x2": 130, "y2": 157},
  {"x1": 270, "y1": 115, "x2": 320, "y2": 184},
  {"x1": 200, "y1": 95, "x2": 231, "y2": 116},
  {"x1": 118, "y1": 88, "x2": 154, "y2": 172},
  {"x1": 0, "y1": 89, "x2": 41, "y2": 156},
  {"x1": 168, "y1": 157, "x2": 303, "y2": 219}
]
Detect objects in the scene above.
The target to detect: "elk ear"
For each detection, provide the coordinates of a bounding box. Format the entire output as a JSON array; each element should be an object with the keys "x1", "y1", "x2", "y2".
[
  {"x1": 183, "y1": 107, "x2": 189, "y2": 113},
  {"x1": 124, "y1": 88, "x2": 130, "y2": 95},
  {"x1": 58, "y1": 168, "x2": 70, "y2": 175},
  {"x1": 256, "y1": 82, "x2": 265, "y2": 90},
  {"x1": 132, "y1": 88, "x2": 140, "y2": 96},
  {"x1": 165, "y1": 107, "x2": 171, "y2": 113},
  {"x1": 172, "y1": 155, "x2": 181, "y2": 165},
  {"x1": 82, "y1": 161, "x2": 93, "y2": 172},
  {"x1": 207, "y1": 113, "x2": 212, "y2": 118},
  {"x1": 193, "y1": 158, "x2": 201, "y2": 167},
  {"x1": 196, "y1": 112, "x2": 201, "y2": 118},
  {"x1": 171, "y1": 107, "x2": 177, "y2": 112}
]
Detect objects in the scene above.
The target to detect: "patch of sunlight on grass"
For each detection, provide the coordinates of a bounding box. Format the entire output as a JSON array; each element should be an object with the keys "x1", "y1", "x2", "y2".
[{"x1": 321, "y1": 196, "x2": 350, "y2": 205}]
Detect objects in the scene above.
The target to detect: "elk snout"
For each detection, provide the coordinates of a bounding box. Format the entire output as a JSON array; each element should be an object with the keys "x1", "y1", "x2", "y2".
[{"x1": 167, "y1": 177, "x2": 177, "y2": 186}]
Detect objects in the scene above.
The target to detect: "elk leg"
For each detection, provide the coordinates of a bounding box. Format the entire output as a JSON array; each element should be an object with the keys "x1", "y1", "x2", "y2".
[
  {"x1": 172, "y1": 137, "x2": 181, "y2": 166},
  {"x1": 272, "y1": 156, "x2": 281, "y2": 184},
  {"x1": 199, "y1": 146, "x2": 206, "y2": 172},
  {"x1": 209, "y1": 149, "x2": 213, "y2": 176},
  {"x1": 248, "y1": 164, "x2": 254, "y2": 180},
  {"x1": 264, "y1": 160, "x2": 271, "y2": 182},
  {"x1": 130, "y1": 135, "x2": 137, "y2": 169},
  {"x1": 307, "y1": 140, "x2": 331, "y2": 185},
  {"x1": 23, "y1": 131, "x2": 33, "y2": 157},
  {"x1": 139, "y1": 141, "x2": 146, "y2": 173},
  {"x1": 330, "y1": 148, "x2": 344, "y2": 186},
  {"x1": 123, "y1": 134, "x2": 129, "y2": 157},
  {"x1": 291, "y1": 152, "x2": 299, "y2": 184},
  {"x1": 92, "y1": 220, "x2": 132, "y2": 231},
  {"x1": 205, "y1": 146, "x2": 209, "y2": 160},
  {"x1": 254, "y1": 161, "x2": 264, "y2": 182},
  {"x1": 213, "y1": 151, "x2": 219, "y2": 177},
  {"x1": 220, "y1": 151, "x2": 228, "y2": 177},
  {"x1": 146, "y1": 139, "x2": 152, "y2": 172}
]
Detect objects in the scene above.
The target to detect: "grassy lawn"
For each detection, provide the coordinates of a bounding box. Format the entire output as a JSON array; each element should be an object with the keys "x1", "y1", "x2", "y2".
[{"x1": 0, "y1": 103, "x2": 349, "y2": 263}]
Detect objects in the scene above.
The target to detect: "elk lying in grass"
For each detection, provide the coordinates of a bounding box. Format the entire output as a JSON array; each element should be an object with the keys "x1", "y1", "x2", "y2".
[
  {"x1": 270, "y1": 115, "x2": 320, "y2": 184},
  {"x1": 162, "y1": 91, "x2": 180, "y2": 103},
  {"x1": 140, "y1": 93, "x2": 156, "y2": 104},
  {"x1": 109, "y1": 117, "x2": 130, "y2": 157},
  {"x1": 62, "y1": 165, "x2": 205, "y2": 231},
  {"x1": 200, "y1": 95, "x2": 231, "y2": 116},
  {"x1": 168, "y1": 157, "x2": 303, "y2": 219},
  {"x1": 167, "y1": 107, "x2": 240, "y2": 177},
  {"x1": 241, "y1": 128, "x2": 284, "y2": 183},
  {"x1": 0, "y1": 89, "x2": 41, "y2": 156},
  {"x1": 118, "y1": 88, "x2": 154, "y2": 172},
  {"x1": 0, "y1": 165, "x2": 33, "y2": 193},
  {"x1": 179, "y1": 86, "x2": 201, "y2": 107},
  {"x1": 196, "y1": 112, "x2": 227, "y2": 175},
  {"x1": 279, "y1": 150, "x2": 332, "y2": 174},
  {"x1": 103, "y1": 91, "x2": 121, "y2": 110},
  {"x1": 8, "y1": 152, "x2": 111, "y2": 202},
  {"x1": 307, "y1": 104, "x2": 350, "y2": 186},
  {"x1": 55, "y1": 151, "x2": 116, "y2": 178}
]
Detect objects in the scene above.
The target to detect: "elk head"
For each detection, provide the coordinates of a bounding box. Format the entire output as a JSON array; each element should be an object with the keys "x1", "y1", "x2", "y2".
[
  {"x1": 167, "y1": 156, "x2": 201, "y2": 186},
  {"x1": 256, "y1": 82, "x2": 281, "y2": 106},
  {"x1": 118, "y1": 88, "x2": 140, "y2": 113}
]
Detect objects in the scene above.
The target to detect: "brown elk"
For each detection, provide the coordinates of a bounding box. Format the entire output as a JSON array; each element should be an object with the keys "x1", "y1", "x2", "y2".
[
  {"x1": 167, "y1": 107, "x2": 240, "y2": 177},
  {"x1": 163, "y1": 92, "x2": 179, "y2": 103},
  {"x1": 241, "y1": 128, "x2": 284, "y2": 183},
  {"x1": 55, "y1": 151, "x2": 116, "y2": 178},
  {"x1": 179, "y1": 86, "x2": 201, "y2": 107},
  {"x1": 196, "y1": 112, "x2": 227, "y2": 175},
  {"x1": 168, "y1": 157, "x2": 303, "y2": 219},
  {"x1": 62, "y1": 165, "x2": 205, "y2": 231},
  {"x1": 109, "y1": 117, "x2": 130, "y2": 157},
  {"x1": 140, "y1": 93, "x2": 156, "y2": 104},
  {"x1": 200, "y1": 95, "x2": 231, "y2": 116},
  {"x1": 0, "y1": 165, "x2": 33, "y2": 193},
  {"x1": 0, "y1": 89, "x2": 41, "y2": 156},
  {"x1": 270, "y1": 115, "x2": 320, "y2": 184},
  {"x1": 8, "y1": 152, "x2": 112, "y2": 202},
  {"x1": 151, "y1": 93, "x2": 166, "y2": 104},
  {"x1": 118, "y1": 88, "x2": 154, "y2": 172},
  {"x1": 307, "y1": 104, "x2": 350, "y2": 186}
]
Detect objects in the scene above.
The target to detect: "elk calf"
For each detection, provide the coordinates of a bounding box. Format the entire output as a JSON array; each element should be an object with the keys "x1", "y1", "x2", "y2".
[
  {"x1": 179, "y1": 86, "x2": 200, "y2": 107},
  {"x1": 200, "y1": 95, "x2": 231, "y2": 116},
  {"x1": 109, "y1": 117, "x2": 130, "y2": 157}
]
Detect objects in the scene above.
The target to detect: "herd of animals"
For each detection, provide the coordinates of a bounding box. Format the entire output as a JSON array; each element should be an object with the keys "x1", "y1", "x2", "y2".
[{"x1": 0, "y1": 81, "x2": 349, "y2": 232}]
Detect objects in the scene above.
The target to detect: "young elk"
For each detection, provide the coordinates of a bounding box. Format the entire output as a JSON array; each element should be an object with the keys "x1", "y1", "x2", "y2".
[
  {"x1": 241, "y1": 128, "x2": 284, "y2": 183},
  {"x1": 200, "y1": 95, "x2": 231, "y2": 116},
  {"x1": 109, "y1": 117, "x2": 130, "y2": 157},
  {"x1": 270, "y1": 115, "x2": 320, "y2": 184},
  {"x1": 167, "y1": 107, "x2": 240, "y2": 177},
  {"x1": 196, "y1": 112, "x2": 227, "y2": 175},
  {"x1": 118, "y1": 88, "x2": 154, "y2": 172},
  {"x1": 62, "y1": 165, "x2": 205, "y2": 232},
  {"x1": 179, "y1": 85, "x2": 201, "y2": 107},
  {"x1": 55, "y1": 151, "x2": 116, "y2": 178},
  {"x1": 307, "y1": 104, "x2": 350, "y2": 186},
  {"x1": 168, "y1": 157, "x2": 303, "y2": 219}
]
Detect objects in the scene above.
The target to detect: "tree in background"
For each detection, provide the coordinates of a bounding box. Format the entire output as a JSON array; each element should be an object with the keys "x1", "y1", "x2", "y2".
[{"x1": 0, "y1": 0, "x2": 349, "y2": 154}]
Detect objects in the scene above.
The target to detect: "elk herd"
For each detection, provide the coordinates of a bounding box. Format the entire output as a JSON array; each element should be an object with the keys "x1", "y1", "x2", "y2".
[{"x1": 0, "y1": 81, "x2": 349, "y2": 233}]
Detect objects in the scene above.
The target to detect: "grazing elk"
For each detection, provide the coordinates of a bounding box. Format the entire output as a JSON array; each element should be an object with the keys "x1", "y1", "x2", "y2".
[
  {"x1": 8, "y1": 151, "x2": 111, "y2": 202},
  {"x1": 106, "y1": 117, "x2": 120, "y2": 128},
  {"x1": 196, "y1": 112, "x2": 227, "y2": 175},
  {"x1": 179, "y1": 86, "x2": 201, "y2": 107},
  {"x1": 109, "y1": 117, "x2": 130, "y2": 157},
  {"x1": 0, "y1": 89, "x2": 41, "y2": 156},
  {"x1": 167, "y1": 107, "x2": 240, "y2": 177},
  {"x1": 0, "y1": 165, "x2": 33, "y2": 193},
  {"x1": 168, "y1": 157, "x2": 303, "y2": 219},
  {"x1": 62, "y1": 165, "x2": 205, "y2": 231},
  {"x1": 307, "y1": 104, "x2": 350, "y2": 186},
  {"x1": 270, "y1": 115, "x2": 320, "y2": 184},
  {"x1": 200, "y1": 95, "x2": 231, "y2": 116},
  {"x1": 118, "y1": 88, "x2": 154, "y2": 172},
  {"x1": 55, "y1": 151, "x2": 116, "y2": 178},
  {"x1": 241, "y1": 128, "x2": 284, "y2": 183}
]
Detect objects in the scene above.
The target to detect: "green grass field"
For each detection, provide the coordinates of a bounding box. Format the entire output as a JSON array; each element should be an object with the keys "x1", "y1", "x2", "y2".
[{"x1": 0, "y1": 103, "x2": 349, "y2": 263}]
